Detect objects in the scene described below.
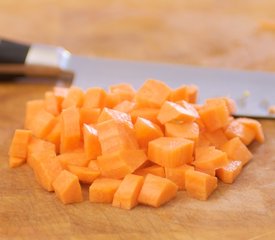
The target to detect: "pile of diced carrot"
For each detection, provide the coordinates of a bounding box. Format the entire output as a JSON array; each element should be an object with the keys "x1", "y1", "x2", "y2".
[{"x1": 8, "y1": 79, "x2": 265, "y2": 209}]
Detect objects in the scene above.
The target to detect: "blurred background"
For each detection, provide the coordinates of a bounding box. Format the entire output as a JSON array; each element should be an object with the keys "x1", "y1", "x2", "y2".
[{"x1": 1, "y1": 0, "x2": 275, "y2": 71}]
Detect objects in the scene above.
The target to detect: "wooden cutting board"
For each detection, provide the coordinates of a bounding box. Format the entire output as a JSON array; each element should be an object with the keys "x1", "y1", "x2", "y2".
[{"x1": 1, "y1": 81, "x2": 275, "y2": 240}]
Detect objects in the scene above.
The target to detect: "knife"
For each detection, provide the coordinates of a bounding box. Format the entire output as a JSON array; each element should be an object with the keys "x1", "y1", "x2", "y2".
[{"x1": 1, "y1": 39, "x2": 275, "y2": 119}]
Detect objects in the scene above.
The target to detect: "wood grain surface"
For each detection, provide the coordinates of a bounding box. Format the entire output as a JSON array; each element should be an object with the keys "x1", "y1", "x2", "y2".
[{"x1": 1, "y1": 1, "x2": 275, "y2": 239}]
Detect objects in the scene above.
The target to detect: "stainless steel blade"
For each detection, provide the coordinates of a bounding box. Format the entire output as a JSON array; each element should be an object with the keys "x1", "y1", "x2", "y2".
[{"x1": 68, "y1": 55, "x2": 275, "y2": 119}]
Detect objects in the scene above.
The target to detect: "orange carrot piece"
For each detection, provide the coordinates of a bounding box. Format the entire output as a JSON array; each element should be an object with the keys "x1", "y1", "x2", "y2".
[
  {"x1": 195, "y1": 167, "x2": 216, "y2": 177},
  {"x1": 168, "y1": 85, "x2": 188, "y2": 102},
  {"x1": 204, "y1": 129, "x2": 228, "y2": 148},
  {"x1": 148, "y1": 137, "x2": 194, "y2": 167},
  {"x1": 185, "y1": 170, "x2": 217, "y2": 200},
  {"x1": 112, "y1": 174, "x2": 144, "y2": 210},
  {"x1": 45, "y1": 117, "x2": 61, "y2": 153},
  {"x1": 134, "y1": 117, "x2": 164, "y2": 149},
  {"x1": 24, "y1": 99, "x2": 44, "y2": 129},
  {"x1": 157, "y1": 101, "x2": 198, "y2": 125},
  {"x1": 216, "y1": 160, "x2": 243, "y2": 184},
  {"x1": 130, "y1": 107, "x2": 160, "y2": 125},
  {"x1": 89, "y1": 178, "x2": 122, "y2": 203},
  {"x1": 67, "y1": 165, "x2": 100, "y2": 184},
  {"x1": 135, "y1": 79, "x2": 171, "y2": 108},
  {"x1": 60, "y1": 106, "x2": 82, "y2": 153},
  {"x1": 61, "y1": 86, "x2": 84, "y2": 109},
  {"x1": 44, "y1": 91, "x2": 61, "y2": 116},
  {"x1": 134, "y1": 164, "x2": 165, "y2": 178},
  {"x1": 79, "y1": 107, "x2": 101, "y2": 125},
  {"x1": 87, "y1": 160, "x2": 100, "y2": 171},
  {"x1": 52, "y1": 170, "x2": 83, "y2": 204},
  {"x1": 56, "y1": 150, "x2": 90, "y2": 169},
  {"x1": 105, "y1": 92, "x2": 121, "y2": 109},
  {"x1": 237, "y1": 118, "x2": 265, "y2": 143},
  {"x1": 165, "y1": 122, "x2": 199, "y2": 144},
  {"x1": 53, "y1": 86, "x2": 68, "y2": 99},
  {"x1": 9, "y1": 129, "x2": 32, "y2": 159},
  {"x1": 83, "y1": 87, "x2": 107, "y2": 109},
  {"x1": 138, "y1": 174, "x2": 178, "y2": 207},
  {"x1": 9, "y1": 156, "x2": 25, "y2": 168},
  {"x1": 83, "y1": 124, "x2": 101, "y2": 160},
  {"x1": 186, "y1": 85, "x2": 198, "y2": 103},
  {"x1": 113, "y1": 100, "x2": 136, "y2": 113},
  {"x1": 197, "y1": 132, "x2": 211, "y2": 147},
  {"x1": 97, "y1": 149, "x2": 147, "y2": 179},
  {"x1": 193, "y1": 146, "x2": 228, "y2": 170},
  {"x1": 225, "y1": 119, "x2": 255, "y2": 145},
  {"x1": 109, "y1": 83, "x2": 136, "y2": 102},
  {"x1": 220, "y1": 137, "x2": 253, "y2": 166},
  {"x1": 165, "y1": 164, "x2": 194, "y2": 190},
  {"x1": 206, "y1": 97, "x2": 236, "y2": 115}
]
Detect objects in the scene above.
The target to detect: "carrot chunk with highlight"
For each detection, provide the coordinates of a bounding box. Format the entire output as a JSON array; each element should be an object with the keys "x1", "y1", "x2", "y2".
[
  {"x1": 83, "y1": 87, "x2": 107, "y2": 109},
  {"x1": 53, "y1": 170, "x2": 83, "y2": 204},
  {"x1": 24, "y1": 99, "x2": 44, "y2": 129},
  {"x1": 61, "y1": 86, "x2": 84, "y2": 109},
  {"x1": 112, "y1": 174, "x2": 144, "y2": 210},
  {"x1": 56, "y1": 150, "x2": 90, "y2": 169},
  {"x1": 44, "y1": 91, "x2": 62, "y2": 116},
  {"x1": 9, "y1": 129, "x2": 32, "y2": 159},
  {"x1": 134, "y1": 164, "x2": 165, "y2": 178},
  {"x1": 9, "y1": 157, "x2": 25, "y2": 168},
  {"x1": 216, "y1": 160, "x2": 243, "y2": 184},
  {"x1": 113, "y1": 100, "x2": 136, "y2": 113},
  {"x1": 186, "y1": 85, "x2": 198, "y2": 103},
  {"x1": 79, "y1": 107, "x2": 101, "y2": 125},
  {"x1": 83, "y1": 124, "x2": 101, "y2": 160},
  {"x1": 130, "y1": 107, "x2": 160, "y2": 125},
  {"x1": 89, "y1": 178, "x2": 122, "y2": 203},
  {"x1": 138, "y1": 174, "x2": 178, "y2": 207},
  {"x1": 168, "y1": 85, "x2": 188, "y2": 102},
  {"x1": 67, "y1": 165, "x2": 100, "y2": 184},
  {"x1": 148, "y1": 137, "x2": 194, "y2": 167}
]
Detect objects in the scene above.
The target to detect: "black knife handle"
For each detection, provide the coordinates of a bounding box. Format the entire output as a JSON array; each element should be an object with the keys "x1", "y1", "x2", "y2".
[{"x1": 0, "y1": 39, "x2": 30, "y2": 64}]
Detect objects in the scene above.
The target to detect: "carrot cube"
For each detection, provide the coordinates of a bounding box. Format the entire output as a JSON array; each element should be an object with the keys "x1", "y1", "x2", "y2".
[
  {"x1": 113, "y1": 100, "x2": 136, "y2": 113},
  {"x1": 138, "y1": 174, "x2": 178, "y2": 207},
  {"x1": 9, "y1": 156, "x2": 25, "y2": 168},
  {"x1": 44, "y1": 91, "x2": 61, "y2": 116},
  {"x1": 89, "y1": 178, "x2": 122, "y2": 203},
  {"x1": 204, "y1": 129, "x2": 228, "y2": 148},
  {"x1": 83, "y1": 124, "x2": 101, "y2": 160},
  {"x1": 148, "y1": 137, "x2": 194, "y2": 167},
  {"x1": 134, "y1": 164, "x2": 165, "y2": 178},
  {"x1": 112, "y1": 174, "x2": 144, "y2": 210},
  {"x1": 87, "y1": 160, "x2": 100, "y2": 171},
  {"x1": 67, "y1": 165, "x2": 100, "y2": 184},
  {"x1": 45, "y1": 117, "x2": 61, "y2": 153},
  {"x1": 185, "y1": 170, "x2": 217, "y2": 200},
  {"x1": 186, "y1": 85, "x2": 198, "y2": 103},
  {"x1": 130, "y1": 107, "x2": 160, "y2": 125},
  {"x1": 53, "y1": 170, "x2": 83, "y2": 204},
  {"x1": 61, "y1": 86, "x2": 84, "y2": 109},
  {"x1": 168, "y1": 85, "x2": 188, "y2": 102},
  {"x1": 83, "y1": 87, "x2": 107, "y2": 109},
  {"x1": 216, "y1": 160, "x2": 243, "y2": 184},
  {"x1": 56, "y1": 150, "x2": 90, "y2": 169},
  {"x1": 24, "y1": 99, "x2": 44, "y2": 129},
  {"x1": 79, "y1": 107, "x2": 101, "y2": 125},
  {"x1": 9, "y1": 129, "x2": 32, "y2": 159}
]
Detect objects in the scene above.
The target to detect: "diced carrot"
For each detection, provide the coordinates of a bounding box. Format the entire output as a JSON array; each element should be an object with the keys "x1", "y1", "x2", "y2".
[
  {"x1": 9, "y1": 129, "x2": 32, "y2": 159},
  {"x1": 89, "y1": 178, "x2": 122, "y2": 203},
  {"x1": 195, "y1": 167, "x2": 216, "y2": 176},
  {"x1": 185, "y1": 170, "x2": 217, "y2": 200},
  {"x1": 134, "y1": 164, "x2": 165, "y2": 178},
  {"x1": 79, "y1": 107, "x2": 101, "y2": 125},
  {"x1": 165, "y1": 164, "x2": 194, "y2": 190},
  {"x1": 193, "y1": 146, "x2": 228, "y2": 170},
  {"x1": 56, "y1": 149, "x2": 90, "y2": 169},
  {"x1": 97, "y1": 149, "x2": 147, "y2": 179},
  {"x1": 134, "y1": 117, "x2": 164, "y2": 149},
  {"x1": 113, "y1": 100, "x2": 136, "y2": 113},
  {"x1": 198, "y1": 99, "x2": 230, "y2": 132},
  {"x1": 204, "y1": 129, "x2": 228, "y2": 148},
  {"x1": 176, "y1": 100, "x2": 200, "y2": 118},
  {"x1": 52, "y1": 170, "x2": 83, "y2": 204},
  {"x1": 186, "y1": 85, "x2": 198, "y2": 103},
  {"x1": 168, "y1": 85, "x2": 188, "y2": 102},
  {"x1": 135, "y1": 79, "x2": 171, "y2": 108},
  {"x1": 24, "y1": 99, "x2": 44, "y2": 129},
  {"x1": 225, "y1": 119, "x2": 255, "y2": 145},
  {"x1": 138, "y1": 174, "x2": 178, "y2": 207},
  {"x1": 157, "y1": 101, "x2": 198, "y2": 125},
  {"x1": 112, "y1": 174, "x2": 144, "y2": 210},
  {"x1": 87, "y1": 160, "x2": 100, "y2": 171},
  {"x1": 60, "y1": 107, "x2": 82, "y2": 153},
  {"x1": 105, "y1": 92, "x2": 121, "y2": 109},
  {"x1": 216, "y1": 160, "x2": 243, "y2": 184},
  {"x1": 109, "y1": 83, "x2": 136, "y2": 102},
  {"x1": 44, "y1": 91, "x2": 61, "y2": 116},
  {"x1": 165, "y1": 122, "x2": 199, "y2": 144},
  {"x1": 61, "y1": 86, "x2": 84, "y2": 109},
  {"x1": 96, "y1": 119, "x2": 138, "y2": 154},
  {"x1": 67, "y1": 165, "x2": 100, "y2": 184},
  {"x1": 220, "y1": 137, "x2": 253, "y2": 166},
  {"x1": 9, "y1": 156, "x2": 25, "y2": 168},
  {"x1": 130, "y1": 107, "x2": 160, "y2": 125},
  {"x1": 45, "y1": 117, "x2": 61, "y2": 153},
  {"x1": 83, "y1": 87, "x2": 107, "y2": 109},
  {"x1": 30, "y1": 110, "x2": 56, "y2": 139},
  {"x1": 83, "y1": 124, "x2": 102, "y2": 160},
  {"x1": 197, "y1": 132, "x2": 211, "y2": 147},
  {"x1": 236, "y1": 118, "x2": 265, "y2": 143},
  {"x1": 148, "y1": 137, "x2": 194, "y2": 167},
  {"x1": 206, "y1": 97, "x2": 236, "y2": 115}
]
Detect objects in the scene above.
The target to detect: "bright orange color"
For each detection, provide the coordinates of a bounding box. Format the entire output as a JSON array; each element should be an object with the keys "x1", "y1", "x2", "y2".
[
  {"x1": 220, "y1": 137, "x2": 253, "y2": 166},
  {"x1": 165, "y1": 164, "x2": 194, "y2": 190},
  {"x1": 135, "y1": 79, "x2": 171, "y2": 108},
  {"x1": 52, "y1": 170, "x2": 83, "y2": 204},
  {"x1": 24, "y1": 99, "x2": 44, "y2": 129},
  {"x1": 204, "y1": 129, "x2": 228, "y2": 148},
  {"x1": 83, "y1": 124, "x2": 101, "y2": 160},
  {"x1": 185, "y1": 170, "x2": 217, "y2": 200},
  {"x1": 44, "y1": 91, "x2": 61, "y2": 116},
  {"x1": 194, "y1": 146, "x2": 228, "y2": 170},
  {"x1": 134, "y1": 164, "x2": 165, "y2": 177},
  {"x1": 225, "y1": 120, "x2": 255, "y2": 145},
  {"x1": 9, "y1": 156, "x2": 25, "y2": 168},
  {"x1": 83, "y1": 87, "x2": 107, "y2": 108},
  {"x1": 197, "y1": 133, "x2": 211, "y2": 147},
  {"x1": 109, "y1": 83, "x2": 136, "y2": 102},
  {"x1": 157, "y1": 101, "x2": 198, "y2": 125},
  {"x1": 195, "y1": 167, "x2": 216, "y2": 176},
  {"x1": 9, "y1": 129, "x2": 32, "y2": 159},
  {"x1": 165, "y1": 122, "x2": 199, "y2": 144},
  {"x1": 56, "y1": 150, "x2": 90, "y2": 169},
  {"x1": 206, "y1": 97, "x2": 236, "y2": 115},
  {"x1": 216, "y1": 160, "x2": 243, "y2": 184},
  {"x1": 89, "y1": 178, "x2": 122, "y2": 203},
  {"x1": 79, "y1": 107, "x2": 101, "y2": 125},
  {"x1": 112, "y1": 174, "x2": 144, "y2": 210},
  {"x1": 168, "y1": 85, "x2": 188, "y2": 102},
  {"x1": 97, "y1": 149, "x2": 147, "y2": 179},
  {"x1": 87, "y1": 160, "x2": 100, "y2": 171},
  {"x1": 67, "y1": 165, "x2": 100, "y2": 184},
  {"x1": 61, "y1": 86, "x2": 84, "y2": 109},
  {"x1": 186, "y1": 85, "x2": 198, "y2": 103},
  {"x1": 113, "y1": 100, "x2": 136, "y2": 113},
  {"x1": 134, "y1": 117, "x2": 164, "y2": 149},
  {"x1": 60, "y1": 107, "x2": 82, "y2": 153},
  {"x1": 130, "y1": 107, "x2": 160, "y2": 125},
  {"x1": 45, "y1": 117, "x2": 61, "y2": 153},
  {"x1": 148, "y1": 137, "x2": 194, "y2": 167},
  {"x1": 138, "y1": 174, "x2": 178, "y2": 207}
]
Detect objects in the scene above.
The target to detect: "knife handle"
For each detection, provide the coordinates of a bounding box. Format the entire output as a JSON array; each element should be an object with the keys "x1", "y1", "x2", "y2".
[{"x1": 0, "y1": 39, "x2": 30, "y2": 64}]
